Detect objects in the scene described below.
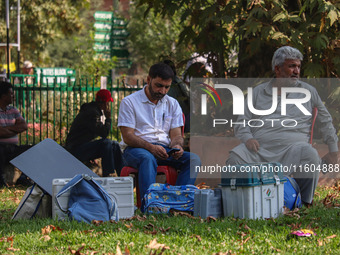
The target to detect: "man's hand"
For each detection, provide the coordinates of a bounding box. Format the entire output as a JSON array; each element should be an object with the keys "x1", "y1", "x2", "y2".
[
  {"x1": 0, "y1": 117, "x2": 27, "y2": 138},
  {"x1": 0, "y1": 126, "x2": 16, "y2": 138},
  {"x1": 170, "y1": 144, "x2": 184, "y2": 160},
  {"x1": 150, "y1": 144, "x2": 168, "y2": 160},
  {"x1": 245, "y1": 138, "x2": 260, "y2": 153},
  {"x1": 103, "y1": 103, "x2": 111, "y2": 118},
  {"x1": 322, "y1": 151, "x2": 339, "y2": 165}
]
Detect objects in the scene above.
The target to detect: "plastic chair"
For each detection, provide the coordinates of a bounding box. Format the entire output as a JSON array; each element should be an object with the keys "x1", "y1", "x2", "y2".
[
  {"x1": 120, "y1": 165, "x2": 178, "y2": 208},
  {"x1": 120, "y1": 113, "x2": 185, "y2": 208}
]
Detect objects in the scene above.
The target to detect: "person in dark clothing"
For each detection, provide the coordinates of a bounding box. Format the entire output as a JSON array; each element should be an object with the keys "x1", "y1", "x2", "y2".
[
  {"x1": 65, "y1": 89, "x2": 124, "y2": 176},
  {"x1": 163, "y1": 60, "x2": 190, "y2": 133}
]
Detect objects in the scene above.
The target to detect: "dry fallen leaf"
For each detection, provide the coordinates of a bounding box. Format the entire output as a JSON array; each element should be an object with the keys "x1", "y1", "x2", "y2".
[
  {"x1": 171, "y1": 211, "x2": 195, "y2": 219},
  {"x1": 116, "y1": 244, "x2": 123, "y2": 255},
  {"x1": 244, "y1": 224, "x2": 251, "y2": 231},
  {"x1": 283, "y1": 207, "x2": 300, "y2": 218},
  {"x1": 206, "y1": 216, "x2": 217, "y2": 222},
  {"x1": 191, "y1": 234, "x2": 202, "y2": 242},
  {"x1": 240, "y1": 236, "x2": 250, "y2": 245},
  {"x1": 144, "y1": 223, "x2": 155, "y2": 229},
  {"x1": 68, "y1": 244, "x2": 85, "y2": 255},
  {"x1": 55, "y1": 226, "x2": 63, "y2": 232},
  {"x1": 159, "y1": 227, "x2": 171, "y2": 233},
  {"x1": 326, "y1": 234, "x2": 337, "y2": 239},
  {"x1": 6, "y1": 247, "x2": 20, "y2": 251},
  {"x1": 68, "y1": 247, "x2": 76, "y2": 254},
  {"x1": 237, "y1": 231, "x2": 247, "y2": 238},
  {"x1": 317, "y1": 239, "x2": 323, "y2": 247},
  {"x1": 289, "y1": 222, "x2": 301, "y2": 230},
  {"x1": 41, "y1": 225, "x2": 55, "y2": 235},
  {"x1": 124, "y1": 215, "x2": 147, "y2": 222},
  {"x1": 147, "y1": 239, "x2": 170, "y2": 250},
  {"x1": 7, "y1": 236, "x2": 14, "y2": 247},
  {"x1": 92, "y1": 220, "x2": 104, "y2": 226},
  {"x1": 40, "y1": 235, "x2": 51, "y2": 242},
  {"x1": 124, "y1": 223, "x2": 133, "y2": 229},
  {"x1": 196, "y1": 182, "x2": 210, "y2": 189},
  {"x1": 82, "y1": 229, "x2": 95, "y2": 234},
  {"x1": 213, "y1": 251, "x2": 235, "y2": 255},
  {"x1": 11, "y1": 197, "x2": 21, "y2": 204},
  {"x1": 136, "y1": 215, "x2": 147, "y2": 221},
  {"x1": 323, "y1": 192, "x2": 340, "y2": 208},
  {"x1": 144, "y1": 230, "x2": 158, "y2": 235}
]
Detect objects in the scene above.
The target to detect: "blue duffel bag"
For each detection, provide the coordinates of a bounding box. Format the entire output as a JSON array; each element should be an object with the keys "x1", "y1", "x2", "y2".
[
  {"x1": 142, "y1": 183, "x2": 198, "y2": 214},
  {"x1": 55, "y1": 174, "x2": 118, "y2": 223},
  {"x1": 284, "y1": 176, "x2": 302, "y2": 210}
]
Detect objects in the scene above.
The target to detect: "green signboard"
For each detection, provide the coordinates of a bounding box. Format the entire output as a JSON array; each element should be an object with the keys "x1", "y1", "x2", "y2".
[
  {"x1": 94, "y1": 53, "x2": 111, "y2": 61},
  {"x1": 94, "y1": 11, "x2": 127, "y2": 27},
  {"x1": 111, "y1": 49, "x2": 129, "y2": 58},
  {"x1": 93, "y1": 55, "x2": 131, "y2": 69},
  {"x1": 94, "y1": 23, "x2": 129, "y2": 36},
  {"x1": 112, "y1": 18, "x2": 126, "y2": 27},
  {"x1": 94, "y1": 32, "x2": 111, "y2": 42},
  {"x1": 115, "y1": 58, "x2": 132, "y2": 69},
  {"x1": 94, "y1": 11, "x2": 113, "y2": 22},
  {"x1": 93, "y1": 11, "x2": 130, "y2": 68},
  {"x1": 35, "y1": 68, "x2": 76, "y2": 86},
  {"x1": 93, "y1": 40, "x2": 127, "y2": 52},
  {"x1": 112, "y1": 28, "x2": 129, "y2": 37},
  {"x1": 93, "y1": 43, "x2": 111, "y2": 52},
  {"x1": 111, "y1": 39, "x2": 127, "y2": 48},
  {"x1": 94, "y1": 22, "x2": 112, "y2": 31}
]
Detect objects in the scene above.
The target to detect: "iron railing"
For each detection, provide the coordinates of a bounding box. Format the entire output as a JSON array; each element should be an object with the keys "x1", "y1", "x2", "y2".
[{"x1": 10, "y1": 74, "x2": 144, "y2": 146}]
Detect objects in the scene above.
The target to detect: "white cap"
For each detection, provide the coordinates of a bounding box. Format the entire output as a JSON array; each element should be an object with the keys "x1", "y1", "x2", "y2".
[{"x1": 23, "y1": 61, "x2": 33, "y2": 69}]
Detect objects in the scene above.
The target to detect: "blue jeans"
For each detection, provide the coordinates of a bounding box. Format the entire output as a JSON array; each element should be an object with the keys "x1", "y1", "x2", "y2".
[
  {"x1": 69, "y1": 138, "x2": 125, "y2": 176},
  {"x1": 123, "y1": 145, "x2": 201, "y2": 206}
]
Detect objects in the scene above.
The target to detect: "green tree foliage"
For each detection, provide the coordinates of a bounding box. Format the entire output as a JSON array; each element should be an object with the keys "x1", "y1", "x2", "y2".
[
  {"x1": 0, "y1": 0, "x2": 116, "y2": 81},
  {"x1": 44, "y1": 0, "x2": 117, "y2": 81},
  {"x1": 127, "y1": 3, "x2": 192, "y2": 73},
  {"x1": 137, "y1": 0, "x2": 339, "y2": 78},
  {"x1": 0, "y1": 0, "x2": 89, "y2": 66}
]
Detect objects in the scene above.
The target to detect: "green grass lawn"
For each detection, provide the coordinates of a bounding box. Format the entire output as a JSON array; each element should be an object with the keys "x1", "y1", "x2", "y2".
[{"x1": 0, "y1": 184, "x2": 339, "y2": 255}]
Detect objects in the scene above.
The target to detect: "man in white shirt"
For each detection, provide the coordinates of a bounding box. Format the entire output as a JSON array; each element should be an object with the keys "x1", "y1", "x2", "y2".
[{"x1": 118, "y1": 63, "x2": 201, "y2": 208}]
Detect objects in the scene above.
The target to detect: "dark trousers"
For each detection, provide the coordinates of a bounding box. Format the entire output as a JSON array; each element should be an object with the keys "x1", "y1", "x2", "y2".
[
  {"x1": 69, "y1": 138, "x2": 125, "y2": 176},
  {"x1": 0, "y1": 143, "x2": 32, "y2": 186}
]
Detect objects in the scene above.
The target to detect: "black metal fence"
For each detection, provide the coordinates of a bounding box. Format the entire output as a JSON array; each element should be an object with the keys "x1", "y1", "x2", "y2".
[{"x1": 10, "y1": 74, "x2": 143, "y2": 145}]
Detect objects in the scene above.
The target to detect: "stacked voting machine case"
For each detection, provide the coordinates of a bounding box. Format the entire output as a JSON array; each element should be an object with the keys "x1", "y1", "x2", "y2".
[
  {"x1": 220, "y1": 162, "x2": 286, "y2": 219},
  {"x1": 194, "y1": 189, "x2": 223, "y2": 219},
  {"x1": 52, "y1": 176, "x2": 134, "y2": 220}
]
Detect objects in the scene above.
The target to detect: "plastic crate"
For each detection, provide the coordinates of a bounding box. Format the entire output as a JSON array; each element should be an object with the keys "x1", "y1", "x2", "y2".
[
  {"x1": 194, "y1": 189, "x2": 222, "y2": 219},
  {"x1": 52, "y1": 176, "x2": 134, "y2": 220}
]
